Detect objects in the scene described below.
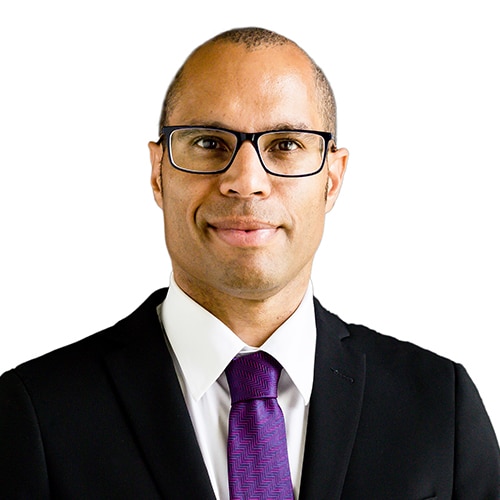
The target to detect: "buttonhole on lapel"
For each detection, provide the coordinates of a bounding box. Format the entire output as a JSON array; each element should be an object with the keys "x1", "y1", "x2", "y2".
[{"x1": 331, "y1": 368, "x2": 355, "y2": 384}]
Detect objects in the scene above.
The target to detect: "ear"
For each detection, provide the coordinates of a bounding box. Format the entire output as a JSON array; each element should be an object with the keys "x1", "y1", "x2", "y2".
[
  {"x1": 148, "y1": 141, "x2": 164, "y2": 209},
  {"x1": 325, "y1": 147, "x2": 348, "y2": 213}
]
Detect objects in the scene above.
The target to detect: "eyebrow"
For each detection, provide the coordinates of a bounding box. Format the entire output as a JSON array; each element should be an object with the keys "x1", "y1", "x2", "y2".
[{"x1": 180, "y1": 121, "x2": 314, "y2": 132}]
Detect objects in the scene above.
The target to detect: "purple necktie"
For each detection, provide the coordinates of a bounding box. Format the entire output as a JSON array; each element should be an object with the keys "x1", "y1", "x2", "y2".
[{"x1": 225, "y1": 351, "x2": 294, "y2": 499}]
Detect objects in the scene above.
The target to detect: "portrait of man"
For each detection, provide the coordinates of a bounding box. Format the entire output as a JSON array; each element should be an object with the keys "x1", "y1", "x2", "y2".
[{"x1": 1, "y1": 22, "x2": 499, "y2": 500}]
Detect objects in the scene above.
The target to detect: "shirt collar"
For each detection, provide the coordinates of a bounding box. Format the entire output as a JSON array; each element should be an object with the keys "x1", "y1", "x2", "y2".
[{"x1": 161, "y1": 275, "x2": 316, "y2": 404}]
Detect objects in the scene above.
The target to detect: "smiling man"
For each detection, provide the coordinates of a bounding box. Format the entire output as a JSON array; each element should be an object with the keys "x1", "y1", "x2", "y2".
[
  {"x1": 1, "y1": 27, "x2": 499, "y2": 499},
  {"x1": 148, "y1": 37, "x2": 346, "y2": 348}
]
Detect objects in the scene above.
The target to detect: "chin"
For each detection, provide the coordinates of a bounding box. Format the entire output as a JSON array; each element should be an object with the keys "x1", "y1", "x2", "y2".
[
  {"x1": 218, "y1": 262, "x2": 305, "y2": 301},
  {"x1": 216, "y1": 267, "x2": 278, "y2": 297}
]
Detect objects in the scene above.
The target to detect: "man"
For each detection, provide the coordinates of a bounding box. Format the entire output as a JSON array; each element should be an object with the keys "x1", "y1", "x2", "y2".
[{"x1": 1, "y1": 27, "x2": 499, "y2": 499}]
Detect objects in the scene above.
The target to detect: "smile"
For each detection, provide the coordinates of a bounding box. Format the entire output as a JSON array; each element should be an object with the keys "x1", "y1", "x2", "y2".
[{"x1": 207, "y1": 220, "x2": 280, "y2": 247}]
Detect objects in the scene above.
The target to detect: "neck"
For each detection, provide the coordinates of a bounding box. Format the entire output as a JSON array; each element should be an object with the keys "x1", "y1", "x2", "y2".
[{"x1": 172, "y1": 271, "x2": 311, "y2": 347}]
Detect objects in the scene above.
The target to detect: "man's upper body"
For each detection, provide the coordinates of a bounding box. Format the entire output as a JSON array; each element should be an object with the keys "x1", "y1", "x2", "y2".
[
  {"x1": 1, "y1": 27, "x2": 499, "y2": 498},
  {"x1": 1, "y1": 285, "x2": 499, "y2": 499}
]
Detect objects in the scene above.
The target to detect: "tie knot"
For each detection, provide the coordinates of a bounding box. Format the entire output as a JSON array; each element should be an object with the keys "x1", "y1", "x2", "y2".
[{"x1": 226, "y1": 351, "x2": 282, "y2": 404}]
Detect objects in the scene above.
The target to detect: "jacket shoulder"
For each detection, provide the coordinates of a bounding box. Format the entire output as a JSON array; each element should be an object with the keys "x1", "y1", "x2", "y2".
[
  {"x1": 313, "y1": 297, "x2": 455, "y2": 377},
  {"x1": 6, "y1": 288, "x2": 169, "y2": 388}
]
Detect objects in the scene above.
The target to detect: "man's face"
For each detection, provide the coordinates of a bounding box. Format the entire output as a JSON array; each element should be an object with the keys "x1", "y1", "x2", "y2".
[{"x1": 150, "y1": 42, "x2": 347, "y2": 303}]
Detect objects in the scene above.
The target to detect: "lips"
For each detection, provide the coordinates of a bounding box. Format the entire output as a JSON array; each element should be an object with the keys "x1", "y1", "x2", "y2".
[{"x1": 207, "y1": 219, "x2": 280, "y2": 247}]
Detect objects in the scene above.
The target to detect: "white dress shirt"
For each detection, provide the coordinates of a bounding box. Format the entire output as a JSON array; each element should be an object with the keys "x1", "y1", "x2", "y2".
[{"x1": 159, "y1": 275, "x2": 317, "y2": 500}]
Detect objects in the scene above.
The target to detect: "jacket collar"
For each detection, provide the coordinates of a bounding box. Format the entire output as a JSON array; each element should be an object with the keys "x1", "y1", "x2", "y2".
[
  {"x1": 104, "y1": 288, "x2": 216, "y2": 499},
  {"x1": 299, "y1": 298, "x2": 366, "y2": 499}
]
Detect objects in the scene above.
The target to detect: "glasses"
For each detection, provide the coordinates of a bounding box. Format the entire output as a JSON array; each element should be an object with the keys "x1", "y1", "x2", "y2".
[{"x1": 159, "y1": 126, "x2": 336, "y2": 178}]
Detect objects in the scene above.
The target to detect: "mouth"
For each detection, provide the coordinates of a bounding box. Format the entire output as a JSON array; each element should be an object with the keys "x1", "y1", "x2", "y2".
[{"x1": 207, "y1": 219, "x2": 280, "y2": 247}]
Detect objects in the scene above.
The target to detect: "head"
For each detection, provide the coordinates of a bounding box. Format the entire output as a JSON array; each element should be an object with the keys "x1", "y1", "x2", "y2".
[
  {"x1": 149, "y1": 27, "x2": 348, "y2": 306},
  {"x1": 159, "y1": 28, "x2": 337, "y2": 141}
]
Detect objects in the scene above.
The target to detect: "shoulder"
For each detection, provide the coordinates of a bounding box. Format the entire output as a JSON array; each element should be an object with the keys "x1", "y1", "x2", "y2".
[
  {"x1": 2, "y1": 288, "x2": 169, "y2": 391},
  {"x1": 313, "y1": 297, "x2": 456, "y2": 379}
]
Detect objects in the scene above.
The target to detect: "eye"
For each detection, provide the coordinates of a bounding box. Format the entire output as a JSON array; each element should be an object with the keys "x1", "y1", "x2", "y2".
[
  {"x1": 264, "y1": 133, "x2": 306, "y2": 153},
  {"x1": 194, "y1": 137, "x2": 225, "y2": 150},
  {"x1": 275, "y1": 140, "x2": 300, "y2": 152}
]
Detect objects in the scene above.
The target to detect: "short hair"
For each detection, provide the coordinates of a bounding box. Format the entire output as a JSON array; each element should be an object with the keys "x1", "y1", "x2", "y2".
[{"x1": 158, "y1": 27, "x2": 337, "y2": 141}]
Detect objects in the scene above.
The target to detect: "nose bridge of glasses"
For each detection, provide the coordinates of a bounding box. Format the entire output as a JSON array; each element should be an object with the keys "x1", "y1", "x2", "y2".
[
  {"x1": 237, "y1": 131, "x2": 259, "y2": 150},
  {"x1": 232, "y1": 131, "x2": 265, "y2": 166}
]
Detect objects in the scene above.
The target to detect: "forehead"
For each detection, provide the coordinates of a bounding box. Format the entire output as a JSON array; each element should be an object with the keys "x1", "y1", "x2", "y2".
[{"x1": 169, "y1": 42, "x2": 323, "y2": 131}]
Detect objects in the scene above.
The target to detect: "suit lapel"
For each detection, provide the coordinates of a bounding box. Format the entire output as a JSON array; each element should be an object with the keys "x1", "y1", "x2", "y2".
[
  {"x1": 104, "y1": 290, "x2": 216, "y2": 499},
  {"x1": 299, "y1": 300, "x2": 366, "y2": 500}
]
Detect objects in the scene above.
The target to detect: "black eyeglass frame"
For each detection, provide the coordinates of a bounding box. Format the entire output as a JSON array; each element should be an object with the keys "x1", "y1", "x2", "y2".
[{"x1": 158, "y1": 125, "x2": 337, "y2": 178}]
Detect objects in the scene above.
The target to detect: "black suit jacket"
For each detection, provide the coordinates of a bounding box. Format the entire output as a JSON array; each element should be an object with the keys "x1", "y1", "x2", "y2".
[{"x1": 1, "y1": 289, "x2": 499, "y2": 499}]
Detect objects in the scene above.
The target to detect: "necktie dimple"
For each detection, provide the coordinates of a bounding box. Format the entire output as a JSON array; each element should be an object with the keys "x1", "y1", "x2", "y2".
[{"x1": 225, "y1": 351, "x2": 294, "y2": 499}]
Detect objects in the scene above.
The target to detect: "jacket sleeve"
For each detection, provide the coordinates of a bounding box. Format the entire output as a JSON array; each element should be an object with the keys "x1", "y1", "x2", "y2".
[
  {"x1": 0, "y1": 369, "x2": 50, "y2": 499},
  {"x1": 453, "y1": 363, "x2": 500, "y2": 499}
]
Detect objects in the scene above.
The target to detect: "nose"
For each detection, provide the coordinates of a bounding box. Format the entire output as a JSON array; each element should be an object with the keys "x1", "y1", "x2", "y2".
[{"x1": 218, "y1": 141, "x2": 272, "y2": 198}]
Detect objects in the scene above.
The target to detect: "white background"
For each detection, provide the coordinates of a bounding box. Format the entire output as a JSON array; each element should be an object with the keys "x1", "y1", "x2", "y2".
[{"x1": 1, "y1": 1, "x2": 498, "y2": 436}]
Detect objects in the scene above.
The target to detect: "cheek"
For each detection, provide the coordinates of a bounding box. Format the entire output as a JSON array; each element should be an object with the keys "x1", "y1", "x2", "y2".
[
  {"x1": 161, "y1": 174, "x2": 213, "y2": 238},
  {"x1": 160, "y1": 178, "x2": 191, "y2": 240},
  {"x1": 286, "y1": 181, "x2": 328, "y2": 239}
]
